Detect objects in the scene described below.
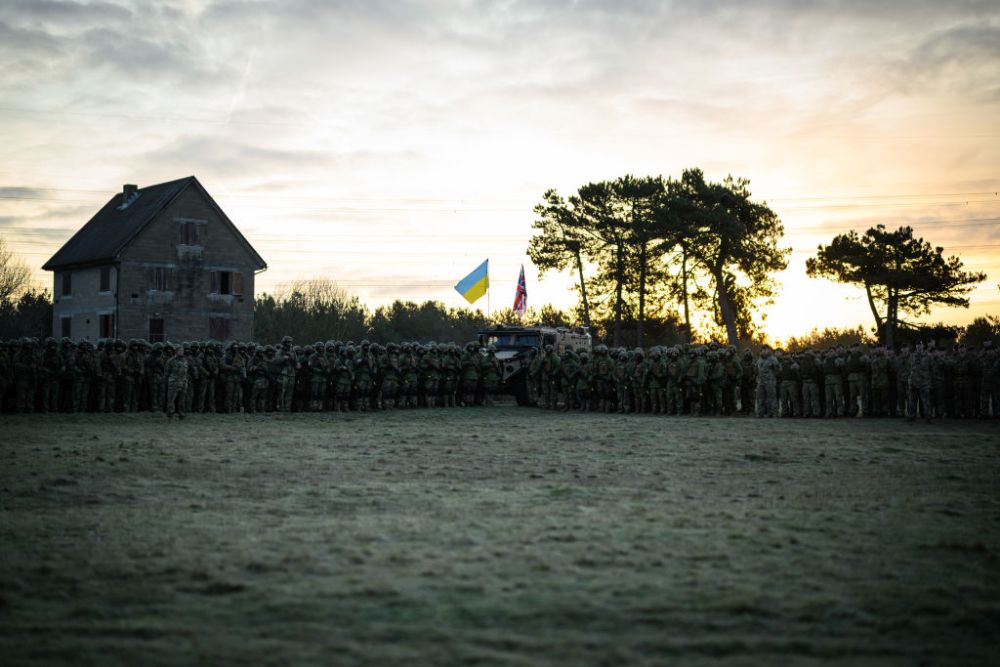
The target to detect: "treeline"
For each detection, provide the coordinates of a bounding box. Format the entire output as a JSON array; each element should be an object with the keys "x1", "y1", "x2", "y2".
[
  {"x1": 251, "y1": 279, "x2": 691, "y2": 345},
  {"x1": 0, "y1": 236, "x2": 51, "y2": 339},
  {"x1": 252, "y1": 279, "x2": 1000, "y2": 350}
]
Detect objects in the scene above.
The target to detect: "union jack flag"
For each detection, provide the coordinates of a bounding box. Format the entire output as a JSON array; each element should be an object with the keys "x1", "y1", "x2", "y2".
[{"x1": 513, "y1": 264, "x2": 527, "y2": 318}]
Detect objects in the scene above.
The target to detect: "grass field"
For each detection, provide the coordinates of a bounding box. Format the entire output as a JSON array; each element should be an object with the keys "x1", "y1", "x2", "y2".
[{"x1": 1, "y1": 407, "x2": 999, "y2": 666}]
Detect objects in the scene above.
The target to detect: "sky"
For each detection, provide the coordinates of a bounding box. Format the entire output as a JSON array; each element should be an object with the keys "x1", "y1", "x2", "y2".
[{"x1": 1, "y1": 0, "x2": 998, "y2": 341}]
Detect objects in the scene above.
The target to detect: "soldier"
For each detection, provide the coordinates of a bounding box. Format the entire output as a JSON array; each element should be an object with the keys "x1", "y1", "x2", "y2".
[
  {"x1": 94, "y1": 340, "x2": 115, "y2": 412},
  {"x1": 798, "y1": 349, "x2": 822, "y2": 418},
  {"x1": 575, "y1": 351, "x2": 593, "y2": 411},
  {"x1": 539, "y1": 344, "x2": 559, "y2": 409},
  {"x1": 560, "y1": 349, "x2": 580, "y2": 411},
  {"x1": 145, "y1": 342, "x2": 165, "y2": 412},
  {"x1": 953, "y1": 345, "x2": 979, "y2": 418},
  {"x1": 631, "y1": 348, "x2": 647, "y2": 413},
  {"x1": 868, "y1": 347, "x2": 891, "y2": 417},
  {"x1": 722, "y1": 346, "x2": 743, "y2": 415},
  {"x1": 60, "y1": 338, "x2": 77, "y2": 412},
  {"x1": 755, "y1": 345, "x2": 780, "y2": 418},
  {"x1": 352, "y1": 344, "x2": 373, "y2": 411},
  {"x1": 380, "y1": 343, "x2": 401, "y2": 409},
  {"x1": 526, "y1": 348, "x2": 542, "y2": 407},
  {"x1": 776, "y1": 349, "x2": 800, "y2": 418},
  {"x1": 481, "y1": 345, "x2": 501, "y2": 407},
  {"x1": 216, "y1": 343, "x2": 242, "y2": 413},
  {"x1": 593, "y1": 345, "x2": 615, "y2": 413},
  {"x1": 907, "y1": 341, "x2": 933, "y2": 423},
  {"x1": 646, "y1": 348, "x2": 666, "y2": 414},
  {"x1": 892, "y1": 344, "x2": 911, "y2": 418},
  {"x1": 203, "y1": 342, "x2": 220, "y2": 412},
  {"x1": 73, "y1": 341, "x2": 97, "y2": 412},
  {"x1": 706, "y1": 350, "x2": 728, "y2": 416},
  {"x1": 844, "y1": 343, "x2": 868, "y2": 417},
  {"x1": 684, "y1": 347, "x2": 707, "y2": 416},
  {"x1": 39, "y1": 338, "x2": 63, "y2": 413},
  {"x1": 740, "y1": 348, "x2": 757, "y2": 415},
  {"x1": 979, "y1": 341, "x2": 999, "y2": 417},
  {"x1": 244, "y1": 345, "x2": 266, "y2": 413},
  {"x1": 613, "y1": 349, "x2": 630, "y2": 413},
  {"x1": 13, "y1": 339, "x2": 37, "y2": 413},
  {"x1": 822, "y1": 348, "x2": 846, "y2": 418},
  {"x1": 164, "y1": 344, "x2": 189, "y2": 419}
]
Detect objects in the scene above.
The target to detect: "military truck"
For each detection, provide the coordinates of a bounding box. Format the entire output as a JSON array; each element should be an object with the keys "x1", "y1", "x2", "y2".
[{"x1": 477, "y1": 324, "x2": 592, "y2": 405}]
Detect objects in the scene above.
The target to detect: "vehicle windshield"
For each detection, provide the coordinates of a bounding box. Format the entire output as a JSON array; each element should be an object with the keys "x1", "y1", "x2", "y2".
[{"x1": 483, "y1": 333, "x2": 540, "y2": 348}]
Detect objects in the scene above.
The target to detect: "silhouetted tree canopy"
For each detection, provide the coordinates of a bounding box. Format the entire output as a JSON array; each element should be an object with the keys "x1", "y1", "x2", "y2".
[{"x1": 806, "y1": 225, "x2": 986, "y2": 348}]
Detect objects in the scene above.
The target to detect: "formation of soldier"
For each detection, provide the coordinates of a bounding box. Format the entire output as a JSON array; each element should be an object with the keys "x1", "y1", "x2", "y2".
[
  {"x1": 525, "y1": 341, "x2": 1000, "y2": 421},
  {"x1": 0, "y1": 337, "x2": 503, "y2": 418},
  {"x1": 2, "y1": 336, "x2": 998, "y2": 421}
]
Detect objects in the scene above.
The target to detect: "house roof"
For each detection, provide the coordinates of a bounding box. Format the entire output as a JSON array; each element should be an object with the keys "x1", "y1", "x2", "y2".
[{"x1": 43, "y1": 176, "x2": 267, "y2": 272}]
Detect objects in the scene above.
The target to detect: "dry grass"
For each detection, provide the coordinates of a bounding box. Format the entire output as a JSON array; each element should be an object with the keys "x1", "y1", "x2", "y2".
[{"x1": 1, "y1": 408, "x2": 998, "y2": 665}]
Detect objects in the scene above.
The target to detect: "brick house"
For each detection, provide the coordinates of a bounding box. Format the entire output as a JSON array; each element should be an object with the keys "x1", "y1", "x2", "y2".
[{"x1": 43, "y1": 176, "x2": 267, "y2": 342}]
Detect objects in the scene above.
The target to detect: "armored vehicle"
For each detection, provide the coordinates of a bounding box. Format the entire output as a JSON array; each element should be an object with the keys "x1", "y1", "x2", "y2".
[{"x1": 477, "y1": 324, "x2": 592, "y2": 405}]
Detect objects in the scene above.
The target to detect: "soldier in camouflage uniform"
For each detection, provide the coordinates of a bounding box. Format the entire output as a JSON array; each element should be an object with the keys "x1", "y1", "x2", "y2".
[
  {"x1": 13, "y1": 339, "x2": 37, "y2": 413},
  {"x1": 40, "y1": 338, "x2": 63, "y2": 413},
  {"x1": 755, "y1": 345, "x2": 780, "y2": 418},
  {"x1": 592, "y1": 345, "x2": 614, "y2": 413},
  {"x1": 844, "y1": 344, "x2": 868, "y2": 418},
  {"x1": 613, "y1": 349, "x2": 630, "y2": 413},
  {"x1": 684, "y1": 347, "x2": 707, "y2": 416},
  {"x1": 798, "y1": 349, "x2": 822, "y2": 418},
  {"x1": 868, "y1": 347, "x2": 891, "y2": 417},
  {"x1": 907, "y1": 341, "x2": 933, "y2": 422},
  {"x1": 575, "y1": 351, "x2": 593, "y2": 411},
  {"x1": 481, "y1": 345, "x2": 501, "y2": 407},
  {"x1": 952, "y1": 345, "x2": 979, "y2": 418},
  {"x1": 60, "y1": 338, "x2": 77, "y2": 412},
  {"x1": 560, "y1": 349, "x2": 580, "y2": 411},
  {"x1": 381, "y1": 343, "x2": 402, "y2": 408},
  {"x1": 219, "y1": 343, "x2": 246, "y2": 413},
  {"x1": 525, "y1": 348, "x2": 542, "y2": 407},
  {"x1": 740, "y1": 348, "x2": 756, "y2": 415},
  {"x1": 540, "y1": 344, "x2": 560, "y2": 409},
  {"x1": 164, "y1": 344, "x2": 189, "y2": 419},
  {"x1": 246, "y1": 346, "x2": 270, "y2": 413},
  {"x1": 892, "y1": 344, "x2": 910, "y2": 418},
  {"x1": 631, "y1": 348, "x2": 647, "y2": 413},
  {"x1": 73, "y1": 341, "x2": 97, "y2": 412},
  {"x1": 822, "y1": 348, "x2": 845, "y2": 418},
  {"x1": 776, "y1": 349, "x2": 800, "y2": 418}
]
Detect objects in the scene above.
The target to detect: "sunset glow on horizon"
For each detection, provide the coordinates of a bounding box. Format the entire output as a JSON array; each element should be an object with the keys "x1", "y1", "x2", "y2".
[{"x1": 2, "y1": 0, "x2": 998, "y2": 341}]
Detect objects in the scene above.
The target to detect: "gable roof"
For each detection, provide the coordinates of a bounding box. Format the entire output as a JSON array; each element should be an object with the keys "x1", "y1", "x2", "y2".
[{"x1": 43, "y1": 176, "x2": 267, "y2": 272}]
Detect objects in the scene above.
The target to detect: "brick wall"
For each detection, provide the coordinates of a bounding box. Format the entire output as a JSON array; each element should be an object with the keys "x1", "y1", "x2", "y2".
[
  {"x1": 51, "y1": 266, "x2": 118, "y2": 341},
  {"x1": 117, "y1": 186, "x2": 261, "y2": 342}
]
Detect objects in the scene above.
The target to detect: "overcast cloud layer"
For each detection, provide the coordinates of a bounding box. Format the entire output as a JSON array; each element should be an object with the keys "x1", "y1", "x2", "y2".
[{"x1": 1, "y1": 0, "x2": 998, "y2": 337}]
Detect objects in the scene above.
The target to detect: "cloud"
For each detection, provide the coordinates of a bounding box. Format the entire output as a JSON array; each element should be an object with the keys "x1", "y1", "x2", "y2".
[{"x1": 892, "y1": 23, "x2": 1000, "y2": 101}]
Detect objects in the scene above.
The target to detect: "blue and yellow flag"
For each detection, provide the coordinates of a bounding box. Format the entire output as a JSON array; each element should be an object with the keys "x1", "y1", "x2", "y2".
[{"x1": 455, "y1": 259, "x2": 489, "y2": 304}]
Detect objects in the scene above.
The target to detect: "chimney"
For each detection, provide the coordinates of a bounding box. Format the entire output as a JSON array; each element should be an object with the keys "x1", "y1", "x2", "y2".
[{"x1": 118, "y1": 183, "x2": 139, "y2": 210}]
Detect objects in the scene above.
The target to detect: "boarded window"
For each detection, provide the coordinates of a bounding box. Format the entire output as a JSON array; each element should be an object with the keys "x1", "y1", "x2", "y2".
[
  {"x1": 149, "y1": 318, "x2": 165, "y2": 343},
  {"x1": 61, "y1": 316, "x2": 71, "y2": 338},
  {"x1": 61, "y1": 271, "x2": 72, "y2": 296},
  {"x1": 99, "y1": 314, "x2": 115, "y2": 338},
  {"x1": 233, "y1": 271, "x2": 245, "y2": 297},
  {"x1": 179, "y1": 221, "x2": 199, "y2": 245},
  {"x1": 209, "y1": 317, "x2": 231, "y2": 341},
  {"x1": 99, "y1": 266, "x2": 111, "y2": 292},
  {"x1": 149, "y1": 267, "x2": 172, "y2": 292}
]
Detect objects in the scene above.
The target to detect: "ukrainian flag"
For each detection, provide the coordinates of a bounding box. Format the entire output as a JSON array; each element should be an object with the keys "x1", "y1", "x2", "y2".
[{"x1": 455, "y1": 259, "x2": 489, "y2": 304}]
